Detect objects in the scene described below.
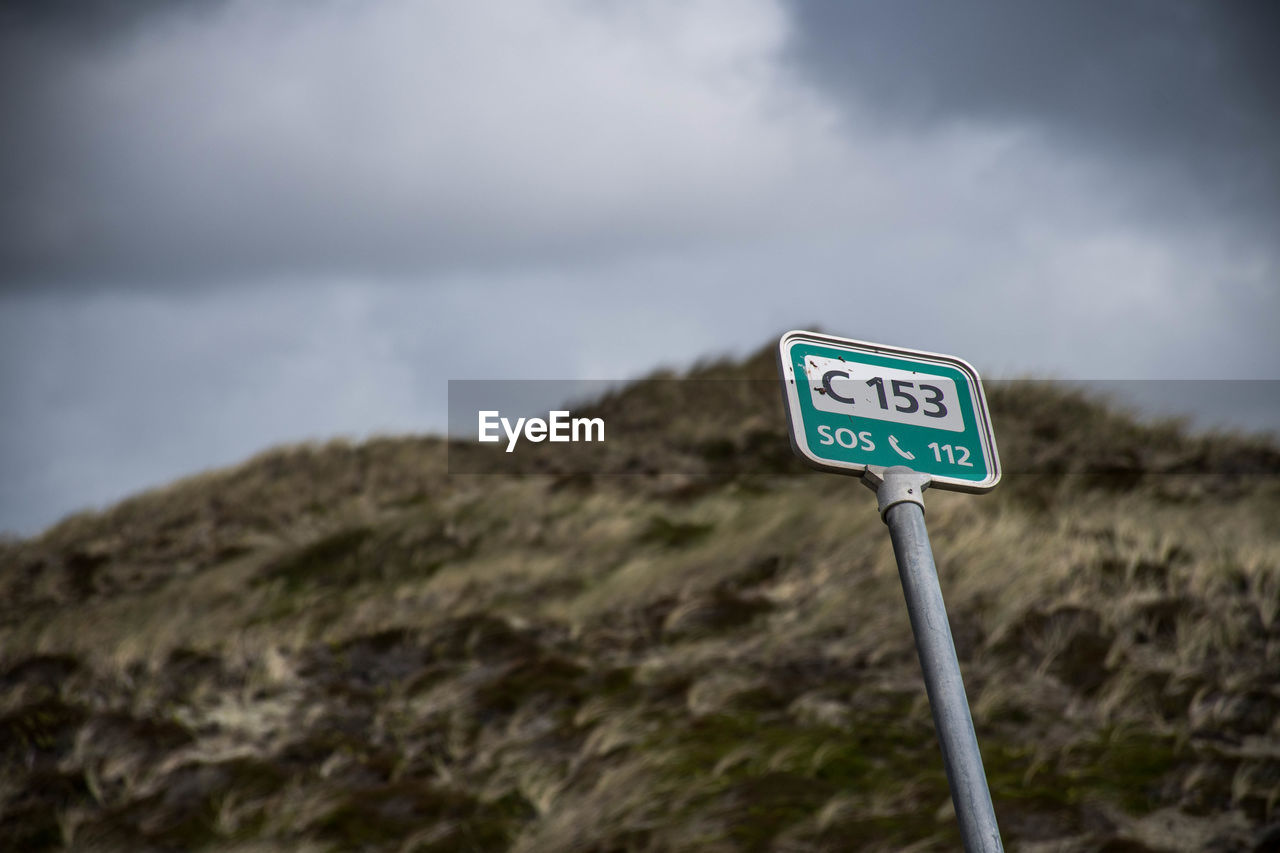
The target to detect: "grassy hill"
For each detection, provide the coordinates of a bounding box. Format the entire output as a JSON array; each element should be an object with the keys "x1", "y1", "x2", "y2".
[{"x1": 2, "y1": 345, "x2": 1278, "y2": 851}]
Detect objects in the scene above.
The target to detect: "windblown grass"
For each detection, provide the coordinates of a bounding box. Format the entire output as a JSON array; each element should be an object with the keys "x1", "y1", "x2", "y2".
[{"x1": 1, "y1": 345, "x2": 1277, "y2": 851}]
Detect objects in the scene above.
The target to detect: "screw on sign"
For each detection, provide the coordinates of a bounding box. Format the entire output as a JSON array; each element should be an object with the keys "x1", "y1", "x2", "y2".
[{"x1": 778, "y1": 330, "x2": 1005, "y2": 853}]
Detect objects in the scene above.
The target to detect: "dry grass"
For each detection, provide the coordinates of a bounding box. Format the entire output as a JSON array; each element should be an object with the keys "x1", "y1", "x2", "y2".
[{"x1": 1, "y1": 345, "x2": 1277, "y2": 851}]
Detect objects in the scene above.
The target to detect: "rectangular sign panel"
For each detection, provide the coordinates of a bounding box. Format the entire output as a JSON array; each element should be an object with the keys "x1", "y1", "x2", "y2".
[{"x1": 778, "y1": 330, "x2": 1001, "y2": 492}]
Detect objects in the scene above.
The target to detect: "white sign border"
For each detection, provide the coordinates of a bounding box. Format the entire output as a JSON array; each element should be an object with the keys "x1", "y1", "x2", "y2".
[{"x1": 777, "y1": 329, "x2": 1002, "y2": 493}]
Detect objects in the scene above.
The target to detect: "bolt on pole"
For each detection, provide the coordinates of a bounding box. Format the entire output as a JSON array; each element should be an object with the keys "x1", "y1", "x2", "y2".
[{"x1": 863, "y1": 465, "x2": 1004, "y2": 853}]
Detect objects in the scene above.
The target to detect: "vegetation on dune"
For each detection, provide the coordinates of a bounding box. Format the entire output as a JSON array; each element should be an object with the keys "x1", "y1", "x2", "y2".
[{"x1": 1, "y1": 345, "x2": 1278, "y2": 851}]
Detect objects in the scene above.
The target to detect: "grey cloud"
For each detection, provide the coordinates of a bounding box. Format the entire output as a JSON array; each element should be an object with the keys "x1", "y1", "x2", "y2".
[
  {"x1": 0, "y1": 0, "x2": 215, "y2": 43},
  {"x1": 5, "y1": 0, "x2": 1276, "y2": 291},
  {"x1": 4, "y1": 240, "x2": 1277, "y2": 534},
  {"x1": 0, "y1": 1, "x2": 817, "y2": 289},
  {"x1": 2, "y1": 1, "x2": 1278, "y2": 535},
  {"x1": 783, "y1": 0, "x2": 1280, "y2": 236}
]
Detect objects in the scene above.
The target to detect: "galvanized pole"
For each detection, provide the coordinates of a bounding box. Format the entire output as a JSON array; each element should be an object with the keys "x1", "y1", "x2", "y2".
[{"x1": 863, "y1": 466, "x2": 1004, "y2": 853}]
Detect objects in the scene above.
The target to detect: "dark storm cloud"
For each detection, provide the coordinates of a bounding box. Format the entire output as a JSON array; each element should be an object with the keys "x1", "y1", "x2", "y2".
[
  {"x1": 3, "y1": 0, "x2": 1276, "y2": 291},
  {"x1": 0, "y1": 0, "x2": 212, "y2": 41},
  {"x1": 0, "y1": 1, "x2": 218, "y2": 288},
  {"x1": 0, "y1": 1, "x2": 811, "y2": 290},
  {"x1": 784, "y1": 0, "x2": 1280, "y2": 234},
  {"x1": 2, "y1": 0, "x2": 1278, "y2": 536}
]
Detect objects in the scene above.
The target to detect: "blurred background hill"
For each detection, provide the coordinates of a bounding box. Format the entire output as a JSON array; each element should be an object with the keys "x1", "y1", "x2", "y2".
[{"x1": 2, "y1": 344, "x2": 1278, "y2": 851}]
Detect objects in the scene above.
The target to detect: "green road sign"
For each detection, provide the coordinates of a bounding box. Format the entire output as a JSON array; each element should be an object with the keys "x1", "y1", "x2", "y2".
[{"x1": 778, "y1": 330, "x2": 1001, "y2": 492}]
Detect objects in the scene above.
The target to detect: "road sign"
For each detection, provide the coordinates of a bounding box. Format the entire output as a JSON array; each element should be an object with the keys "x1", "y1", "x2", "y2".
[{"x1": 777, "y1": 330, "x2": 1000, "y2": 492}]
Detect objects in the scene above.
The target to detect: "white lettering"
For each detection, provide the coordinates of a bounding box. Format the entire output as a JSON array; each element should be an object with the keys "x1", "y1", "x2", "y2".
[
  {"x1": 573, "y1": 417, "x2": 604, "y2": 442},
  {"x1": 502, "y1": 417, "x2": 525, "y2": 453},
  {"x1": 478, "y1": 411, "x2": 500, "y2": 443},
  {"x1": 549, "y1": 411, "x2": 570, "y2": 442},
  {"x1": 813, "y1": 425, "x2": 873, "y2": 451},
  {"x1": 479, "y1": 409, "x2": 605, "y2": 452}
]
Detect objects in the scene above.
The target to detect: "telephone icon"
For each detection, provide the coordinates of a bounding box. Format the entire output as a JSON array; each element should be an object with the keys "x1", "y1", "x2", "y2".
[{"x1": 889, "y1": 435, "x2": 915, "y2": 460}]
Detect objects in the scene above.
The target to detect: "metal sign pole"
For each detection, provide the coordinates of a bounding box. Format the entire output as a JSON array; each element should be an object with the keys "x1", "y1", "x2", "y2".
[{"x1": 863, "y1": 466, "x2": 1004, "y2": 853}]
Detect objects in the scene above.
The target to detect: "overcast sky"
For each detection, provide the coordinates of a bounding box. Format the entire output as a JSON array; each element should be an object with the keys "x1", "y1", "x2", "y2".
[{"x1": 2, "y1": 0, "x2": 1277, "y2": 535}]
